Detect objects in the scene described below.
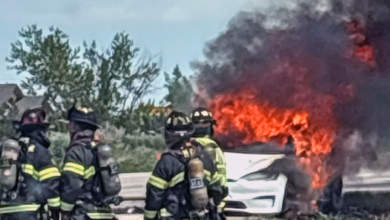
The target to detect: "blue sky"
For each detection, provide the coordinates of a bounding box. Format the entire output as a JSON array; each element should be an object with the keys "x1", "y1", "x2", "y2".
[{"x1": 0, "y1": 0, "x2": 276, "y2": 102}]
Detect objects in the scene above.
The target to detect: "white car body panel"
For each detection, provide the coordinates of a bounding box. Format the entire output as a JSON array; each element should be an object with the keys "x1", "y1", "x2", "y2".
[{"x1": 224, "y1": 152, "x2": 288, "y2": 214}]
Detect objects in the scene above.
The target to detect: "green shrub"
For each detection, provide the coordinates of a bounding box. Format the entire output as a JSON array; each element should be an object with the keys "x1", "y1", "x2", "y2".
[{"x1": 48, "y1": 123, "x2": 165, "y2": 173}]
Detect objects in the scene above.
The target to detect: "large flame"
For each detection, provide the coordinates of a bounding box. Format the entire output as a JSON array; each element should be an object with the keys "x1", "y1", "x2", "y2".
[{"x1": 208, "y1": 66, "x2": 339, "y2": 188}]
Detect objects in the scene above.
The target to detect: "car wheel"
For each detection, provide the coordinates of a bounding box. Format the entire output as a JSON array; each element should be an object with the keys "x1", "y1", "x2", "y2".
[{"x1": 318, "y1": 175, "x2": 343, "y2": 214}]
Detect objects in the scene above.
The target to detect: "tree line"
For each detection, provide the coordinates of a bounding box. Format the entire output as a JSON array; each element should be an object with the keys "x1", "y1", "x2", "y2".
[{"x1": 1, "y1": 25, "x2": 194, "y2": 137}]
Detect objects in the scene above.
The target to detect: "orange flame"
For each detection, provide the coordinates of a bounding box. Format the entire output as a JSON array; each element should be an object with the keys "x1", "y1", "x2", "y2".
[{"x1": 207, "y1": 63, "x2": 339, "y2": 188}]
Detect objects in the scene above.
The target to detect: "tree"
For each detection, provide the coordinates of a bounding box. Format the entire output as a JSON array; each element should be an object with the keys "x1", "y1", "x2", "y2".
[
  {"x1": 162, "y1": 65, "x2": 193, "y2": 113},
  {"x1": 6, "y1": 25, "x2": 160, "y2": 130},
  {"x1": 0, "y1": 99, "x2": 19, "y2": 142}
]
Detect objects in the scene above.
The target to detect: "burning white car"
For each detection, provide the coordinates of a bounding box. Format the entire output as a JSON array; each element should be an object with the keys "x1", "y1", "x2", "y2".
[
  {"x1": 224, "y1": 150, "x2": 287, "y2": 215},
  {"x1": 223, "y1": 142, "x2": 343, "y2": 217}
]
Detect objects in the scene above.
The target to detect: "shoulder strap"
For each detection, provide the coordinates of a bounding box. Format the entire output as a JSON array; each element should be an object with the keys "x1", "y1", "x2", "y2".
[
  {"x1": 89, "y1": 143, "x2": 104, "y2": 203},
  {"x1": 88, "y1": 142, "x2": 99, "y2": 171}
]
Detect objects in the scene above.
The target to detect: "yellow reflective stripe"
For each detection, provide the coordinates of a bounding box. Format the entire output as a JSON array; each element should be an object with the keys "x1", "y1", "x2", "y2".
[
  {"x1": 22, "y1": 164, "x2": 39, "y2": 180},
  {"x1": 63, "y1": 162, "x2": 85, "y2": 176},
  {"x1": 217, "y1": 164, "x2": 226, "y2": 168},
  {"x1": 220, "y1": 176, "x2": 227, "y2": 186},
  {"x1": 48, "y1": 197, "x2": 60, "y2": 207},
  {"x1": 216, "y1": 148, "x2": 226, "y2": 164},
  {"x1": 148, "y1": 175, "x2": 168, "y2": 189},
  {"x1": 60, "y1": 200, "x2": 74, "y2": 211},
  {"x1": 159, "y1": 208, "x2": 172, "y2": 217},
  {"x1": 204, "y1": 170, "x2": 211, "y2": 182},
  {"x1": 39, "y1": 167, "x2": 61, "y2": 181},
  {"x1": 0, "y1": 203, "x2": 40, "y2": 214},
  {"x1": 84, "y1": 166, "x2": 96, "y2": 179},
  {"x1": 218, "y1": 201, "x2": 226, "y2": 213},
  {"x1": 39, "y1": 167, "x2": 59, "y2": 176},
  {"x1": 40, "y1": 172, "x2": 61, "y2": 181},
  {"x1": 144, "y1": 210, "x2": 158, "y2": 219},
  {"x1": 210, "y1": 172, "x2": 220, "y2": 185},
  {"x1": 87, "y1": 212, "x2": 115, "y2": 219},
  {"x1": 168, "y1": 172, "x2": 185, "y2": 187}
]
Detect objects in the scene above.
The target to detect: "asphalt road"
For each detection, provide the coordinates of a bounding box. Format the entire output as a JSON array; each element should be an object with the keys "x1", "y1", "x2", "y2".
[
  {"x1": 118, "y1": 169, "x2": 390, "y2": 199},
  {"x1": 115, "y1": 168, "x2": 390, "y2": 218},
  {"x1": 115, "y1": 215, "x2": 253, "y2": 220},
  {"x1": 119, "y1": 172, "x2": 150, "y2": 199}
]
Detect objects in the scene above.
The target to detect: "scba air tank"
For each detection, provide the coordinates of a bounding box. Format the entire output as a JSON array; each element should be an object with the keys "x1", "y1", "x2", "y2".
[
  {"x1": 188, "y1": 157, "x2": 209, "y2": 209},
  {"x1": 97, "y1": 145, "x2": 121, "y2": 196},
  {"x1": 0, "y1": 139, "x2": 21, "y2": 192}
]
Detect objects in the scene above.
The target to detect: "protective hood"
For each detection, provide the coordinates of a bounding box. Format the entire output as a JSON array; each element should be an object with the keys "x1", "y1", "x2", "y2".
[
  {"x1": 21, "y1": 128, "x2": 51, "y2": 149},
  {"x1": 68, "y1": 129, "x2": 95, "y2": 149}
]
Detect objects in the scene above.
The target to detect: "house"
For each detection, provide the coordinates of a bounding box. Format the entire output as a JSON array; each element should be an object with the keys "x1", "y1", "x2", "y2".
[
  {"x1": 0, "y1": 84, "x2": 53, "y2": 120},
  {"x1": 15, "y1": 96, "x2": 54, "y2": 120},
  {"x1": 150, "y1": 104, "x2": 172, "y2": 116},
  {"x1": 0, "y1": 84, "x2": 24, "y2": 107}
]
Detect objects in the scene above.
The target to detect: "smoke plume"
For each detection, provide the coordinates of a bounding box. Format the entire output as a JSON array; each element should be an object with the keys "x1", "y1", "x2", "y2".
[{"x1": 192, "y1": 0, "x2": 390, "y2": 178}]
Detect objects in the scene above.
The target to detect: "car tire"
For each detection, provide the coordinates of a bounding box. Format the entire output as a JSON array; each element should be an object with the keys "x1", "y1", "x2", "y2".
[{"x1": 318, "y1": 175, "x2": 343, "y2": 214}]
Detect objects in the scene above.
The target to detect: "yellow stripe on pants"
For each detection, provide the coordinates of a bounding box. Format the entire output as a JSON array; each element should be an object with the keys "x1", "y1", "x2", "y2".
[{"x1": 0, "y1": 204, "x2": 40, "y2": 214}]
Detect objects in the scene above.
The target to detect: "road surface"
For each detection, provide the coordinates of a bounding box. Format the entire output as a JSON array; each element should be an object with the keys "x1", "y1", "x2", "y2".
[
  {"x1": 115, "y1": 168, "x2": 390, "y2": 218},
  {"x1": 118, "y1": 169, "x2": 390, "y2": 198}
]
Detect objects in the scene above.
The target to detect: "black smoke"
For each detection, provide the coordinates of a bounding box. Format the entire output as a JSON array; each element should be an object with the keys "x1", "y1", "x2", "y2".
[
  {"x1": 192, "y1": 0, "x2": 390, "y2": 149},
  {"x1": 190, "y1": 0, "x2": 390, "y2": 186}
]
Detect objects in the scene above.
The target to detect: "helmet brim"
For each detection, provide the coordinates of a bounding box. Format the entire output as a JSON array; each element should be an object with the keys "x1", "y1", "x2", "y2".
[
  {"x1": 18, "y1": 123, "x2": 50, "y2": 133},
  {"x1": 68, "y1": 118, "x2": 101, "y2": 128}
]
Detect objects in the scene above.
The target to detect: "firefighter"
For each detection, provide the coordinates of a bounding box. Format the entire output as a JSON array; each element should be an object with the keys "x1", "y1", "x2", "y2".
[
  {"x1": 0, "y1": 107, "x2": 61, "y2": 220},
  {"x1": 60, "y1": 106, "x2": 116, "y2": 220},
  {"x1": 190, "y1": 107, "x2": 228, "y2": 219},
  {"x1": 144, "y1": 111, "x2": 223, "y2": 220}
]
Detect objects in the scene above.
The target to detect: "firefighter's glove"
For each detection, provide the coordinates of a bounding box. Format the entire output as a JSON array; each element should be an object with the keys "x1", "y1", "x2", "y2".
[
  {"x1": 112, "y1": 196, "x2": 124, "y2": 206},
  {"x1": 49, "y1": 208, "x2": 60, "y2": 220},
  {"x1": 61, "y1": 211, "x2": 72, "y2": 220}
]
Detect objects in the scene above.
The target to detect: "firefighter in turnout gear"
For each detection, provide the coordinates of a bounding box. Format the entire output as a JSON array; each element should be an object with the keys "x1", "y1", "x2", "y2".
[
  {"x1": 60, "y1": 106, "x2": 120, "y2": 220},
  {"x1": 144, "y1": 111, "x2": 223, "y2": 220},
  {"x1": 0, "y1": 107, "x2": 61, "y2": 220},
  {"x1": 190, "y1": 107, "x2": 228, "y2": 219}
]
